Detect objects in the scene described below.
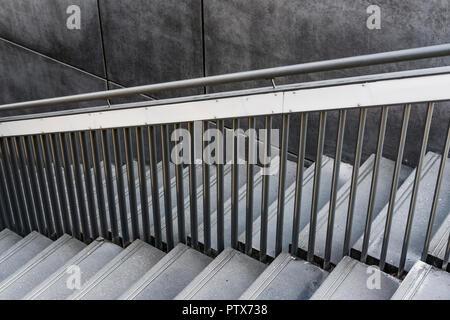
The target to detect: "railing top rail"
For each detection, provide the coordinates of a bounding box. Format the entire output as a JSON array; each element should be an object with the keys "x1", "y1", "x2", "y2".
[{"x1": 1, "y1": 43, "x2": 450, "y2": 113}]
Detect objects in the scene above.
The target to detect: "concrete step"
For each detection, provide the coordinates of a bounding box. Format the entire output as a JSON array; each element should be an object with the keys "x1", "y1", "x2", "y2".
[
  {"x1": 353, "y1": 152, "x2": 450, "y2": 271},
  {"x1": 311, "y1": 256, "x2": 400, "y2": 300},
  {"x1": 23, "y1": 238, "x2": 122, "y2": 300},
  {"x1": 244, "y1": 156, "x2": 353, "y2": 257},
  {"x1": 428, "y1": 213, "x2": 449, "y2": 262},
  {"x1": 299, "y1": 155, "x2": 412, "y2": 265},
  {"x1": 120, "y1": 243, "x2": 213, "y2": 300},
  {"x1": 240, "y1": 253, "x2": 328, "y2": 300},
  {"x1": 0, "y1": 229, "x2": 21, "y2": 255},
  {"x1": 0, "y1": 231, "x2": 52, "y2": 283},
  {"x1": 175, "y1": 247, "x2": 266, "y2": 300},
  {"x1": 0, "y1": 234, "x2": 85, "y2": 299},
  {"x1": 68, "y1": 239, "x2": 165, "y2": 300},
  {"x1": 391, "y1": 260, "x2": 450, "y2": 300}
]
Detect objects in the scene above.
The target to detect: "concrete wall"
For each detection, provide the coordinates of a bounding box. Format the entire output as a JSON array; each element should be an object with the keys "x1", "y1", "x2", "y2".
[{"x1": 0, "y1": 0, "x2": 449, "y2": 165}]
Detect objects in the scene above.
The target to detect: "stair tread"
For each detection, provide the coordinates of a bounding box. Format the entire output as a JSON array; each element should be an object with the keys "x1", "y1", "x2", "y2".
[
  {"x1": 0, "y1": 229, "x2": 21, "y2": 255},
  {"x1": 0, "y1": 231, "x2": 52, "y2": 283},
  {"x1": 24, "y1": 238, "x2": 122, "y2": 300},
  {"x1": 120, "y1": 243, "x2": 213, "y2": 300},
  {"x1": 311, "y1": 256, "x2": 400, "y2": 300},
  {"x1": 69, "y1": 239, "x2": 165, "y2": 300},
  {"x1": 353, "y1": 152, "x2": 450, "y2": 271},
  {"x1": 299, "y1": 155, "x2": 412, "y2": 264},
  {"x1": 391, "y1": 260, "x2": 450, "y2": 300},
  {"x1": 175, "y1": 247, "x2": 266, "y2": 300},
  {"x1": 245, "y1": 156, "x2": 353, "y2": 257},
  {"x1": 428, "y1": 213, "x2": 450, "y2": 261},
  {"x1": 0, "y1": 234, "x2": 85, "y2": 300},
  {"x1": 240, "y1": 253, "x2": 328, "y2": 300}
]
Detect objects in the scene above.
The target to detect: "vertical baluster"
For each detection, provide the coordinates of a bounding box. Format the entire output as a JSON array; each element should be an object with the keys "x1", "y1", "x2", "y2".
[
  {"x1": 14, "y1": 137, "x2": 38, "y2": 232},
  {"x1": 42, "y1": 135, "x2": 63, "y2": 237},
  {"x1": 101, "y1": 130, "x2": 120, "y2": 243},
  {"x1": 379, "y1": 104, "x2": 411, "y2": 271},
  {"x1": 260, "y1": 116, "x2": 272, "y2": 261},
  {"x1": 136, "y1": 127, "x2": 151, "y2": 243},
  {"x1": 34, "y1": 135, "x2": 56, "y2": 237},
  {"x1": 161, "y1": 124, "x2": 174, "y2": 251},
  {"x1": 342, "y1": 108, "x2": 367, "y2": 257},
  {"x1": 275, "y1": 114, "x2": 290, "y2": 256},
  {"x1": 201, "y1": 121, "x2": 211, "y2": 254},
  {"x1": 398, "y1": 103, "x2": 434, "y2": 276},
  {"x1": 4, "y1": 138, "x2": 30, "y2": 234},
  {"x1": 112, "y1": 129, "x2": 130, "y2": 246},
  {"x1": 70, "y1": 133, "x2": 90, "y2": 241},
  {"x1": 148, "y1": 125, "x2": 162, "y2": 249},
  {"x1": 245, "y1": 117, "x2": 256, "y2": 255},
  {"x1": 361, "y1": 107, "x2": 388, "y2": 263},
  {"x1": 290, "y1": 113, "x2": 307, "y2": 257},
  {"x1": 173, "y1": 124, "x2": 186, "y2": 244},
  {"x1": 50, "y1": 134, "x2": 72, "y2": 235},
  {"x1": 307, "y1": 112, "x2": 327, "y2": 262},
  {"x1": 80, "y1": 131, "x2": 99, "y2": 239},
  {"x1": 0, "y1": 154, "x2": 13, "y2": 229},
  {"x1": 124, "y1": 127, "x2": 139, "y2": 240},
  {"x1": 231, "y1": 119, "x2": 240, "y2": 249},
  {"x1": 216, "y1": 119, "x2": 225, "y2": 253},
  {"x1": 323, "y1": 110, "x2": 346, "y2": 270},
  {"x1": 60, "y1": 133, "x2": 81, "y2": 238},
  {"x1": 421, "y1": 117, "x2": 450, "y2": 262},
  {"x1": 90, "y1": 130, "x2": 108, "y2": 239},
  {"x1": 187, "y1": 122, "x2": 198, "y2": 249}
]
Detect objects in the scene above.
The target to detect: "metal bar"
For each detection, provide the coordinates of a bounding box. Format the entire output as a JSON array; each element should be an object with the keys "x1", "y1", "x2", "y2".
[
  {"x1": 443, "y1": 232, "x2": 450, "y2": 270},
  {"x1": 124, "y1": 127, "x2": 139, "y2": 240},
  {"x1": 421, "y1": 118, "x2": 450, "y2": 262},
  {"x1": 245, "y1": 117, "x2": 255, "y2": 255},
  {"x1": 216, "y1": 119, "x2": 225, "y2": 253},
  {"x1": 173, "y1": 124, "x2": 186, "y2": 244},
  {"x1": 14, "y1": 137, "x2": 38, "y2": 232},
  {"x1": 201, "y1": 121, "x2": 211, "y2": 254},
  {"x1": 260, "y1": 116, "x2": 272, "y2": 261},
  {"x1": 90, "y1": 130, "x2": 108, "y2": 238},
  {"x1": 136, "y1": 126, "x2": 151, "y2": 243},
  {"x1": 59, "y1": 133, "x2": 81, "y2": 237},
  {"x1": 231, "y1": 118, "x2": 240, "y2": 249},
  {"x1": 307, "y1": 112, "x2": 327, "y2": 262},
  {"x1": 361, "y1": 107, "x2": 389, "y2": 263},
  {"x1": 342, "y1": 108, "x2": 367, "y2": 257},
  {"x1": 398, "y1": 102, "x2": 434, "y2": 276},
  {"x1": 70, "y1": 133, "x2": 90, "y2": 241},
  {"x1": 41, "y1": 135, "x2": 63, "y2": 237},
  {"x1": 80, "y1": 131, "x2": 99, "y2": 239},
  {"x1": 275, "y1": 114, "x2": 290, "y2": 256},
  {"x1": 147, "y1": 125, "x2": 162, "y2": 249},
  {"x1": 0, "y1": 149, "x2": 13, "y2": 230},
  {"x1": 50, "y1": 134, "x2": 71, "y2": 234},
  {"x1": 379, "y1": 104, "x2": 411, "y2": 271},
  {"x1": 5, "y1": 138, "x2": 30, "y2": 234},
  {"x1": 187, "y1": 122, "x2": 198, "y2": 249},
  {"x1": 324, "y1": 110, "x2": 346, "y2": 270},
  {"x1": 161, "y1": 124, "x2": 174, "y2": 251},
  {"x1": 290, "y1": 113, "x2": 307, "y2": 257},
  {"x1": 23, "y1": 136, "x2": 46, "y2": 234},
  {"x1": 33, "y1": 135, "x2": 55, "y2": 237},
  {"x1": 112, "y1": 128, "x2": 130, "y2": 245},
  {"x1": 2, "y1": 44, "x2": 450, "y2": 112},
  {"x1": 101, "y1": 129, "x2": 119, "y2": 241}
]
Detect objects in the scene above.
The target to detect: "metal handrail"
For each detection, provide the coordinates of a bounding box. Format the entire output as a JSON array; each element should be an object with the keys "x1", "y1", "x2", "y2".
[{"x1": 1, "y1": 43, "x2": 450, "y2": 113}]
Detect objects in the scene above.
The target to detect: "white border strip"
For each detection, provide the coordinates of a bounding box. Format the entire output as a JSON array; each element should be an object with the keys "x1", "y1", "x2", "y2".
[{"x1": 1, "y1": 73, "x2": 450, "y2": 137}]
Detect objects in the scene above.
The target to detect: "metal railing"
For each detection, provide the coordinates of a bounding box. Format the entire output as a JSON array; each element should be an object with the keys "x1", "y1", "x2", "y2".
[{"x1": 0, "y1": 44, "x2": 450, "y2": 276}]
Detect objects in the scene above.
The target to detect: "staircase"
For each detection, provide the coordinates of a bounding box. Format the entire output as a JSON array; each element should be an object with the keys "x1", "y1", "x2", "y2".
[
  {"x1": 0, "y1": 150, "x2": 448, "y2": 300},
  {"x1": 0, "y1": 45, "x2": 450, "y2": 300}
]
